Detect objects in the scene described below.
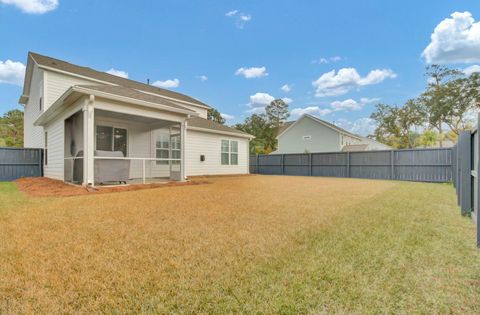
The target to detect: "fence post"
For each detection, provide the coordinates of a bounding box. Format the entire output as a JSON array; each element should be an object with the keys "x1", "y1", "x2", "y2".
[
  {"x1": 309, "y1": 153, "x2": 312, "y2": 176},
  {"x1": 391, "y1": 150, "x2": 395, "y2": 180},
  {"x1": 476, "y1": 114, "x2": 480, "y2": 248},
  {"x1": 346, "y1": 152, "x2": 350, "y2": 178},
  {"x1": 281, "y1": 154, "x2": 285, "y2": 175},
  {"x1": 256, "y1": 154, "x2": 260, "y2": 174},
  {"x1": 459, "y1": 131, "x2": 472, "y2": 216}
]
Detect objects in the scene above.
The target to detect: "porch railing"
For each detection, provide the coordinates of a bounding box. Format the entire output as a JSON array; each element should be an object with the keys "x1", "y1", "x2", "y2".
[{"x1": 64, "y1": 157, "x2": 182, "y2": 185}]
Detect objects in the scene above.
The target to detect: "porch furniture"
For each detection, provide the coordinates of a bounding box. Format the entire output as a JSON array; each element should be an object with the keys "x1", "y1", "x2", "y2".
[{"x1": 94, "y1": 150, "x2": 130, "y2": 184}]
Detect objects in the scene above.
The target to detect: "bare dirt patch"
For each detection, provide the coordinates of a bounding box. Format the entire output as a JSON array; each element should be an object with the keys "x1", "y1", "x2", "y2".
[{"x1": 15, "y1": 177, "x2": 209, "y2": 197}]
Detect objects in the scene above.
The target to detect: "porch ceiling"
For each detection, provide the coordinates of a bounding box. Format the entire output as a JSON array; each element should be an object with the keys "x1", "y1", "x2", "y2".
[{"x1": 95, "y1": 109, "x2": 180, "y2": 127}]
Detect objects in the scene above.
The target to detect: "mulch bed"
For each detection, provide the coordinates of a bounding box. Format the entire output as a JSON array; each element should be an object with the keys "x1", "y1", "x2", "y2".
[{"x1": 15, "y1": 177, "x2": 209, "y2": 197}]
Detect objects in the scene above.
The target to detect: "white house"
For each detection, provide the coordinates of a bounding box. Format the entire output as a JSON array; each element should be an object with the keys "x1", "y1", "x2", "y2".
[
  {"x1": 20, "y1": 52, "x2": 253, "y2": 186},
  {"x1": 273, "y1": 114, "x2": 390, "y2": 154}
]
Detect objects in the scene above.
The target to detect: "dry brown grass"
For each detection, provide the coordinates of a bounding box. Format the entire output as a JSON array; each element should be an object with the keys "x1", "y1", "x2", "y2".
[{"x1": 0, "y1": 175, "x2": 478, "y2": 313}]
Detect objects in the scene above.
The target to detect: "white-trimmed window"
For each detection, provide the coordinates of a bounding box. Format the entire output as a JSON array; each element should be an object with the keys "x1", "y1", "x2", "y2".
[
  {"x1": 221, "y1": 140, "x2": 229, "y2": 165},
  {"x1": 156, "y1": 134, "x2": 170, "y2": 165},
  {"x1": 171, "y1": 135, "x2": 181, "y2": 165},
  {"x1": 96, "y1": 125, "x2": 128, "y2": 157},
  {"x1": 230, "y1": 140, "x2": 238, "y2": 165},
  {"x1": 221, "y1": 140, "x2": 239, "y2": 165}
]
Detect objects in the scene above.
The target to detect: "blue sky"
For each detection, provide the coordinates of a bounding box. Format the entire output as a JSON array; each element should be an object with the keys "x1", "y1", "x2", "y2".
[{"x1": 1, "y1": 0, "x2": 480, "y2": 135}]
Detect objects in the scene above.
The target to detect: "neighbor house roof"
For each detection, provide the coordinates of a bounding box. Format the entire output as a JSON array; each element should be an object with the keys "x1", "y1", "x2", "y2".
[
  {"x1": 187, "y1": 117, "x2": 253, "y2": 138},
  {"x1": 341, "y1": 144, "x2": 369, "y2": 152},
  {"x1": 28, "y1": 52, "x2": 210, "y2": 109},
  {"x1": 277, "y1": 114, "x2": 361, "y2": 140}
]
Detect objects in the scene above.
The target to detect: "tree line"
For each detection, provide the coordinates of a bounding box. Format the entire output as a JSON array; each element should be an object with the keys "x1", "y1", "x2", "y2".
[
  {"x1": 371, "y1": 65, "x2": 480, "y2": 148},
  {"x1": 0, "y1": 109, "x2": 23, "y2": 147},
  {"x1": 208, "y1": 100, "x2": 290, "y2": 154}
]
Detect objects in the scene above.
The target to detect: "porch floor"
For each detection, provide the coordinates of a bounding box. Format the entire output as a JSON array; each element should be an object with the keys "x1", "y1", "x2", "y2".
[{"x1": 96, "y1": 177, "x2": 171, "y2": 187}]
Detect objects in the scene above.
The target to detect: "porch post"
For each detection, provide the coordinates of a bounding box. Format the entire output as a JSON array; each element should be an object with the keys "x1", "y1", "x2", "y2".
[
  {"x1": 180, "y1": 120, "x2": 187, "y2": 181},
  {"x1": 82, "y1": 95, "x2": 95, "y2": 186}
]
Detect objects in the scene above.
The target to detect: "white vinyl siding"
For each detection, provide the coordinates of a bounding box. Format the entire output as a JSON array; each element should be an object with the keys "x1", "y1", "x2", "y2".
[
  {"x1": 43, "y1": 118, "x2": 65, "y2": 180},
  {"x1": 186, "y1": 130, "x2": 249, "y2": 176},
  {"x1": 44, "y1": 70, "x2": 94, "y2": 110},
  {"x1": 24, "y1": 64, "x2": 45, "y2": 148}
]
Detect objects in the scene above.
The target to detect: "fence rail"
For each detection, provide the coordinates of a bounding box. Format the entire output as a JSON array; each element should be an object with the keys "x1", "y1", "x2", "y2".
[
  {"x1": 250, "y1": 148, "x2": 452, "y2": 183},
  {"x1": 0, "y1": 147, "x2": 43, "y2": 181}
]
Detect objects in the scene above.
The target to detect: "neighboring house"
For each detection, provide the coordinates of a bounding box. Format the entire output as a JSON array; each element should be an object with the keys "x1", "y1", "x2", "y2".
[
  {"x1": 20, "y1": 52, "x2": 253, "y2": 186},
  {"x1": 273, "y1": 114, "x2": 390, "y2": 154}
]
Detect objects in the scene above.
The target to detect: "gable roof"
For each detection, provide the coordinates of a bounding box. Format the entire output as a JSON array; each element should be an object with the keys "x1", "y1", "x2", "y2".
[
  {"x1": 277, "y1": 114, "x2": 362, "y2": 140},
  {"x1": 27, "y1": 52, "x2": 210, "y2": 108},
  {"x1": 187, "y1": 117, "x2": 253, "y2": 138}
]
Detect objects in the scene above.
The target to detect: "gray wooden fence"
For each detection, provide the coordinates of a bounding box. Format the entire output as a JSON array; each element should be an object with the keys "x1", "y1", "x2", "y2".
[
  {"x1": 0, "y1": 147, "x2": 43, "y2": 181},
  {"x1": 452, "y1": 122, "x2": 480, "y2": 248},
  {"x1": 250, "y1": 148, "x2": 452, "y2": 182}
]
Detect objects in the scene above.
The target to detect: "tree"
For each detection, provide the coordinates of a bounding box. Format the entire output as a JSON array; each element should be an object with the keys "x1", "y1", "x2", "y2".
[
  {"x1": 0, "y1": 109, "x2": 24, "y2": 147},
  {"x1": 419, "y1": 130, "x2": 438, "y2": 148},
  {"x1": 370, "y1": 100, "x2": 425, "y2": 149},
  {"x1": 417, "y1": 65, "x2": 462, "y2": 147},
  {"x1": 207, "y1": 108, "x2": 225, "y2": 125},
  {"x1": 265, "y1": 99, "x2": 289, "y2": 131},
  {"x1": 234, "y1": 114, "x2": 276, "y2": 154}
]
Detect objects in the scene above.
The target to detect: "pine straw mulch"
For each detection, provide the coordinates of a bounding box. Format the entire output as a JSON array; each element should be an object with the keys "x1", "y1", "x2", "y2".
[{"x1": 14, "y1": 177, "x2": 209, "y2": 197}]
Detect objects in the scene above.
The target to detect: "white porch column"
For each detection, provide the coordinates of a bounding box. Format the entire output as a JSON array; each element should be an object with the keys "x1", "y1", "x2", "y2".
[
  {"x1": 180, "y1": 120, "x2": 187, "y2": 181},
  {"x1": 82, "y1": 95, "x2": 95, "y2": 186}
]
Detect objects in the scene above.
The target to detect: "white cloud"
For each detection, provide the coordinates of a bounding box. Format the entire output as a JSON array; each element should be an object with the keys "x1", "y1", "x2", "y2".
[
  {"x1": 330, "y1": 97, "x2": 379, "y2": 112},
  {"x1": 290, "y1": 97, "x2": 379, "y2": 119},
  {"x1": 290, "y1": 106, "x2": 333, "y2": 117},
  {"x1": 198, "y1": 75, "x2": 208, "y2": 81},
  {"x1": 220, "y1": 113, "x2": 235, "y2": 120},
  {"x1": 152, "y1": 78, "x2": 180, "y2": 88},
  {"x1": 312, "y1": 56, "x2": 342, "y2": 64},
  {"x1": 463, "y1": 65, "x2": 480, "y2": 76},
  {"x1": 330, "y1": 99, "x2": 363, "y2": 111},
  {"x1": 239, "y1": 14, "x2": 251, "y2": 21},
  {"x1": 248, "y1": 92, "x2": 275, "y2": 108},
  {"x1": 335, "y1": 118, "x2": 377, "y2": 136},
  {"x1": 106, "y1": 68, "x2": 128, "y2": 79},
  {"x1": 312, "y1": 68, "x2": 397, "y2": 97},
  {"x1": 423, "y1": 11, "x2": 480, "y2": 64},
  {"x1": 0, "y1": 60, "x2": 26, "y2": 85},
  {"x1": 225, "y1": 9, "x2": 238, "y2": 17},
  {"x1": 235, "y1": 66, "x2": 268, "y2": 79},
  {"x1": 246, "y1": 92, "x2": 292, "y2": 113},
  {"x1": 226, "y1": 9, "x2": 252, "y2": 28},
  {"x1": 280, "y1": 84, "x2": 291, "y2": 92},
  {"x1": 0, "y1": 0, "x2": 58, "y2": 14}
]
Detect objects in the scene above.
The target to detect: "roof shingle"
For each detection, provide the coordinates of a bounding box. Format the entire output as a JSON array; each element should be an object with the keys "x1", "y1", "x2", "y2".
[{"x1": 29, "y1": 52, "x2": 210, "y2": 108}]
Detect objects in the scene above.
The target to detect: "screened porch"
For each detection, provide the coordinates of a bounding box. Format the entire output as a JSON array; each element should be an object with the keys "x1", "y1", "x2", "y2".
[{"x1": 63, "y1": 108, "x2": 186, "y2": 186}]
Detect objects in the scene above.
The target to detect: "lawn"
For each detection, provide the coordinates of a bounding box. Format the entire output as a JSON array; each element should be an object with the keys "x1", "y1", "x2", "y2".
[{"x1": 0, "y1": 176, "x2": 479, "y2": 314}]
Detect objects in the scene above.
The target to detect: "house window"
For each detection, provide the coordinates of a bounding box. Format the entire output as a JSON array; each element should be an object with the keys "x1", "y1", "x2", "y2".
[
  {"x1": 44, "y1": 132, "x2": 48, "y2": 165},
  {"x1": 230, "y1": 140, "x2": 238, "y2": 165},
  {"x1": 221, "y1": 140, "x2": 229, "y2": 165},
  {"x1": 171, "y1": 135, "x2": 181, "y2": 165},
  {"x1": 156, "y1": 134, "x2": 170, "y2": 165},
  {"x1": 221, "y1": 140, "x2": 238, "y2": 165},
  {"x1": 39, "y1": 97, "x2": 43, "y2": 112},
  {"x1": 96, "y1": 125, "x2": 128, "y2": 157}
]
